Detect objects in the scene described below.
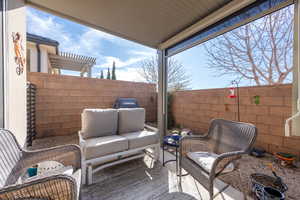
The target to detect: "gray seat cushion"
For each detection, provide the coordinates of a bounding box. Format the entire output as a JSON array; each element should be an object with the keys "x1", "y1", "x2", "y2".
[
  {"x1": 81, "y1": 109, "x2": 118, "y2": 139},
  {"x1": 84, "y1": 135, "x2": 128, "y2": 160},
  {"x1": 118, "y1": 108, "x2": 145, "y2": 134},
  {"x1": 187, "y1": 152, "x2": 234, "y2": 174},
  {"x1": 121, "y1": 130, "x2": 158, "y2": 149}
]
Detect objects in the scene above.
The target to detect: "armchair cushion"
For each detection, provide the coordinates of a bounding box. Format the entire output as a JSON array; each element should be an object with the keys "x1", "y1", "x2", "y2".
[
  {"x1": 187, "y1": 152, "x2": 234, "y2": 174},
  {"x1": 23, "y1": 165, "x2": 74, "y2": 183},
  {"x1": 118, "y1": 108, "x2": 145, "y2": 134},
  {"x1": 121, "y1": 130, "x2": 158, "y2": 149},
  {"x1": 84, "y1": 135, "x2": 128, "y2": 160},
  {"x1": 81, "y1": 109, "x2": 118, "y2": 139}
]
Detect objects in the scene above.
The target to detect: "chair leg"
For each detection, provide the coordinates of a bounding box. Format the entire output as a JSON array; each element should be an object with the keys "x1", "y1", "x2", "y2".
[
  {"x1": 87, "y1": 164, "x2": 93, "y2": 185},
  {"x1": 154, "y1": 144, "x2": 160, "y2": 161},
  {"x1": 179, "y1": 166, "x2": 182, "y2": 185},
  {"x1": 209, "y1": 180, "x2": 214, "y2": 200},
  {"x1": 81, "y1": 163, "x2": 86, "y2": 185},
  {"x1": 79, "y1": 188, "x2": 82, "y2": 200}
]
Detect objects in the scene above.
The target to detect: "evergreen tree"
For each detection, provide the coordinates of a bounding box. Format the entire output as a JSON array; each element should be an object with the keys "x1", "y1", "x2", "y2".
[
  {"x1": 106, "y1": 67, "x2": 111, "y2": 79},
  {"x1": 100, "y1": 70, "x2": 104, "y2": 79},
  {"x1": 112, "y1": 61, "x2": 116, "y2": 80}
]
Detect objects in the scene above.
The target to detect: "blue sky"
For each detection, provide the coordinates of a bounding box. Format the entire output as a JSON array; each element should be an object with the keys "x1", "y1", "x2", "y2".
[
  {"x1": 172, "y1": 45, "x2": 244, "y2": 89},
  {"x1": 26, "y1": 7, "x2": 249, "y2": 89}
]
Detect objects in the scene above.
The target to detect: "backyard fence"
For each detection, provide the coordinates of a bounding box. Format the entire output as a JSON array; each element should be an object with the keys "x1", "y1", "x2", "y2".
[
  {"x1": 172, "y1": 84, "x2": 300, "y2": 157},
  {"x1": 28, "y1": 72, "x2": 157, "y2": 138},
  {"x1": 28, "y1": 72, "x2": 300, "y2": 157}
]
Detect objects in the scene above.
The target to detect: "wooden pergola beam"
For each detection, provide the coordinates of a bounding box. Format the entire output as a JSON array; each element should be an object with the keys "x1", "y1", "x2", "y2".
[{"x1": 49, "y1": 52, "x2": 96, "y2": 77}]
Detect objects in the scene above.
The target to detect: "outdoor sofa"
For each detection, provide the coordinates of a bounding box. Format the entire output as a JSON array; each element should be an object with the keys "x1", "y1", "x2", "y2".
[{"x1": 79, "y1": 108, "x2": 160, "y2": 185}]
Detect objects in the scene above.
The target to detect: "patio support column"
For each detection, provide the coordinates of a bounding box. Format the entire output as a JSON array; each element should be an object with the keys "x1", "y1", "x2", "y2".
[
  {"x1": 157, "y1": 49, "x2": 168, "y2": 144},
  {"x1": 0, "y1": 0, "x2": 4, "y2": 128},
  {"x1": 292, "y1": 0, "x2": 300, "y2": 136},
  {"x1": 4, "y1": 0, "x2": 27, "y2": 146},
  {"x1": 87, "y1": 67, "x2": 92, "y2": 78}
]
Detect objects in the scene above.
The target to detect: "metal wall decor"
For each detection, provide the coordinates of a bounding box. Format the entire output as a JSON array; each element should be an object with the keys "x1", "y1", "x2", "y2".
[{"x1": 12, "y1": 32, "x2": 26, "y2": 75}]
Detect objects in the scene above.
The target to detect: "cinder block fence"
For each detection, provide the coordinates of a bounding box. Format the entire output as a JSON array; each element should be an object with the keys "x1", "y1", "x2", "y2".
[
  {"x1": 28, "y1": 72, "x2": 157, "y2": 138},
  {"x1": 172, "y1": 84, "x2": 300, "y2": 157},
  {"x1": 28, "y1": 72, "x2": 299, "y2": 157}
]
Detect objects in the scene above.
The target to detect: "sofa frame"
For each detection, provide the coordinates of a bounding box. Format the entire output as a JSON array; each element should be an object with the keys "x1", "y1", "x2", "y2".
[{"x1": 79, "y1": 125, "x2": 160, "y2": 185}]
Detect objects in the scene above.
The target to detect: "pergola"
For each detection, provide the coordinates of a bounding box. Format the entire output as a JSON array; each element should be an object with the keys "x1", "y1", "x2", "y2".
[
  {"x1": 25, "y1": 0, "x2": 300, "y2": 137},
  {"x1": 49, "y1": 52, "x2": 96, "y2": 77}
]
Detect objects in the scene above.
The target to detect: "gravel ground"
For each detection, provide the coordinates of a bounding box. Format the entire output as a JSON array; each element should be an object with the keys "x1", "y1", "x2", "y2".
[{"x1": 219, "y1": 154, "x2": 300, "y2": 200}]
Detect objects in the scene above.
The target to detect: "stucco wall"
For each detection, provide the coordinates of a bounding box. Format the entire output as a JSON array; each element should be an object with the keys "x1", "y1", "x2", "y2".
[
  {"x1": 5, "y1": 0, "x2": 27, "y2": 146},
  {"x1": 172, "y1": 84, "x2": 300, "y2": 157},
  {"x1": 28, "y1": 72, "x2": 157, "y2": 138},
  {"x1": 27, "y1": 43, "x2": 54, "y2": 73},
  {"x1": 27, "y1": 43, "x2": 38, "y2": 72}
]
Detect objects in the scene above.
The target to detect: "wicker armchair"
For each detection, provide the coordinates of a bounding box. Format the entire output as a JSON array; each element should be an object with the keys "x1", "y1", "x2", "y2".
[
  {"x1": 0, "y1": 129, "x2": 82, "y2": 200},
  {"x1": 179, "y1": 119, "x2": 257, "y2": 200}
]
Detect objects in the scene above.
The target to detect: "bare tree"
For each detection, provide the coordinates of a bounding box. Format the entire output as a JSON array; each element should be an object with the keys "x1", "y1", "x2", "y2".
[
  {"x1": 204, "y1": 6, "x2": 294, "y2": 85},
  {"x1": 137, "y1": 56, "x2": 191, "y2": 90}
]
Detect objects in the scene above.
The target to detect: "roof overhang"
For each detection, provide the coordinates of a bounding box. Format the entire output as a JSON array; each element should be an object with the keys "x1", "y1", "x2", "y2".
[
  {"x1": 27, "y1": 33, "x2": 59, "y2": 47},
  {"x1": 26, "y1": 0, "x2": 240, "y2": 49},
  {"x1": 25, "y1": 0, "x2": 292, "y2": 52}
]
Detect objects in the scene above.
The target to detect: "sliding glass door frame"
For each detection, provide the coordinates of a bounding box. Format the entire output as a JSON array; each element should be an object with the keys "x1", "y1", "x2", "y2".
[{"x1": 0, "y1": 0, "x2": 4, "y2": 128}]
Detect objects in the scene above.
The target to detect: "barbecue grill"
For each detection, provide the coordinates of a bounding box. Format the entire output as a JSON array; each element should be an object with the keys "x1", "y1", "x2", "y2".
[{"x1": 113, "y1": 98, "x2": 139, "y2": 108}]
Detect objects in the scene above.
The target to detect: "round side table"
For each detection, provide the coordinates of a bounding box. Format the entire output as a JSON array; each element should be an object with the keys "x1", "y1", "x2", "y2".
[{"x1": 162, "y1": 135, "x2": 182, "y2": 175}]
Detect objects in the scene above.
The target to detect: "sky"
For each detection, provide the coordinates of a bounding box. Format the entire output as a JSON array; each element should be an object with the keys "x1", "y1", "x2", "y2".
[
  {"x1": 26, "y1": 7, "x2": 156, "y2": 82},
  {"x1": 26, "y1": 6, "x2": 271, "y2": 90}
]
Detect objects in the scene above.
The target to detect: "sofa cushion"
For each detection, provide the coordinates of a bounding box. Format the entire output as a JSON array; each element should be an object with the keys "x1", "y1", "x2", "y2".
[
  {"x1": 81, "y1": 109, "x2": 118, "y2": 139},
  {"x1": 118, "y1": 108, "x2": 145, "y2": 134},
  {"x1": 121, "y1": 130, "x2": 158, "y2": 149},
  {"x1": 84, "y1": 135, "x2": 128, "y2": 160},
  {"x1": 187, "y1": 152, "x2": 234, "y2": 174}
]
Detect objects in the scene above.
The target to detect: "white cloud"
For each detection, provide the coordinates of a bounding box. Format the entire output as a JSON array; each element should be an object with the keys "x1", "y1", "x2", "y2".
[
  {"x1": 95, "y1": 67, "x2": 144, "y2": 82},
  {"x1": 27, "y1": 8, "x2": 78, "y2": 52},
  {"x1": 94, "y1": 49, "x2": 155, "y2": 70},
  {"x1": 77, "y1": 29, "x2": 115, "y2": 54},
  {"x1": 27, "y1": 7, "x2": 155, "y2": 82},
  {"x1": 129, "y1": 50, "x2": 156, "y2": 57},
  {"x1": 117, "y1": 68, "x2": 144, "y2": 82},
  {"x1": 98, "y1": 56, "x2": 143, "y2": 68},
  {"x1": 77, "y1": 28, "x2": 152, "y2": 54},
  {"x1": 81, "y1": 29, "x2": 116, "y2": 42}
]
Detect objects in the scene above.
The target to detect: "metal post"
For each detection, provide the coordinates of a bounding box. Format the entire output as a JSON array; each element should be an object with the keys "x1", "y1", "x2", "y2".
[
  {"x1": 157, "y1": 49, "x2": 168, "y2": 144},
  {"x1": 288, "y1": 0, "x2": 300, "y2": 136},
  {"x1": 0, "y1": 0, "x2": 4, "y2": 128}
]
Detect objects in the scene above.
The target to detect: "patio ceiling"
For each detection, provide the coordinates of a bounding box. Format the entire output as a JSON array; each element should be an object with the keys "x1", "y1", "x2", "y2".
[{"x1": 26, "y1": 0, "x2": 239, "y2": 49}]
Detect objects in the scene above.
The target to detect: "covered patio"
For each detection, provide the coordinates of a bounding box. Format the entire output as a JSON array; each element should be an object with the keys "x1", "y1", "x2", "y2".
[
  {"x1": 29, "y1": 134, "x2": 249, "y2": 200},
  {"x1": 2, "y1": 0, "x2": 300, "y2": 199},
  {"x1": 25, "y1": 0, "x2": 299, "y2": 140}
]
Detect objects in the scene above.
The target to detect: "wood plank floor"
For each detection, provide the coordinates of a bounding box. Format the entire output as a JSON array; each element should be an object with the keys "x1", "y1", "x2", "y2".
[
  {"x1": 31, "y1": 135, "x2": 249, "y2": 200},
  {"x1": 81, "y1": 152, "x2": 248, "y2": 200}
]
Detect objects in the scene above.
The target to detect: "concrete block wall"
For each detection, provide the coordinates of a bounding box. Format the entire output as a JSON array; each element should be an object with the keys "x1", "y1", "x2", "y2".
[
  {"x1": 172, "y1": 84, "x2": 300, "y2": 157},
  {"x1": 28, "y1": 72, "x2": 157, "y2": 138}
]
